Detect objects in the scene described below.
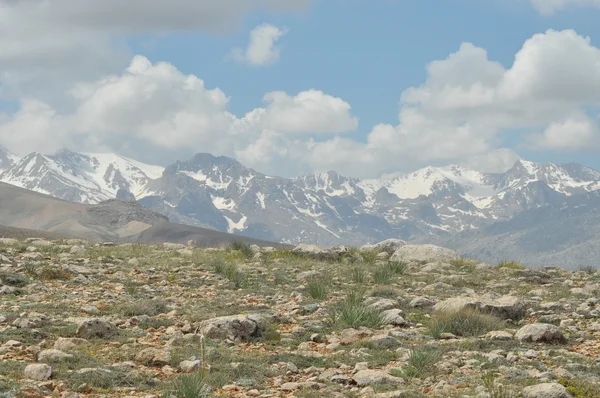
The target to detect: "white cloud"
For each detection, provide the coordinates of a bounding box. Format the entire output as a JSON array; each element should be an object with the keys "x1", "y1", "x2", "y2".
[
  {"x1": 530, "y1": 0, "x2": 600, "y2": 15},
  {"x1": 462, "y1": 149, "x2": 522, "y2": 173},
  {"x1": 0, "y1": 0, "x2": 309, "y2": 96},
  {"x1": 260, "y1": 90, "x2": 358, "y2": 133},
  {"x1": 528, "y1": 112, "x2": 600, "y2": 151},
  {"x1": 231, "y1": 24, "x2": 288, "y2": 66},
  {"x1": 3, "y1": 29, "x2": 600, "y2": 178},
  {"x1": 0, "y1": 56, "x2": 358, "y2": 170}
]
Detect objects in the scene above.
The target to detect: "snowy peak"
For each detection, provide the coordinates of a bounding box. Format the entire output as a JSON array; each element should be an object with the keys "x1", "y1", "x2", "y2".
[
  {"x1": 294, "y1": 170, "x2": 362, "y2": 198},
  {"x1": 166, "y1": 153, "x2": 259, "y2": 194},
  {"x1": 0, "y1": 145, "x2": 18, "y2": 170},
  {"x1": 379, "y1": 165, "x2": 487, "y2": 200},
  {"x1": 3, "y1": 147, "x2": 600, "y2": 249},
  {"x1": 0, "y1": 149, "x2": 164, "y2": 203}
]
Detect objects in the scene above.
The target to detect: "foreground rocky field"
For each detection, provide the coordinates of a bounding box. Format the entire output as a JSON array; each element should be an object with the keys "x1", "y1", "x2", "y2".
[{"x1": 1, "y1": 238, "x2": 599, "y2": 398}]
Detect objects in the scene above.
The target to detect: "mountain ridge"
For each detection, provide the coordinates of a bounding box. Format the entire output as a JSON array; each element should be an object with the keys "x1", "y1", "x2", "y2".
[{"x1": 2, "y1": 145, "x2": 600, "y2": 266}]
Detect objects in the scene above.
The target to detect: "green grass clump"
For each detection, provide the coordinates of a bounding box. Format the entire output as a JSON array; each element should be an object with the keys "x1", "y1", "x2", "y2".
[
  {"x1": 328, "y1": 292, "x2": 383, "y2": 329},
  {"x1": 559, "y1": 377, "x2": 600, "y2": 398},
  {"x1": 387, "y1": 260, "x2": 407, "y2": 275},
  {"x1": 360, "y1": 250, "x2": 379, "y2": 265},
  {"x1": 496, "y1": 260, "x2": 524, "y2": 270},
  {"x1": 372, "y1": 265, "x2": 394, "y2": 285},
  {"x1": 65, "y1": 367, "x2": 156, "y2": 394},
  {"x1": 119, "y1": 299, "x2": 170, "y2": 317},
  {"x1": 482, "y1": 371, "x2": 514, "y2": 398},
  {"x1": 229, "y1": 241, "x2": 254, "y2": 259},
  {"x1": 37, "y1": 266, "x2": 72, "y2": 281},
  {"x1": 577, "y1": 264, "x2": 597, "y2": 274},
  {"x1": 449, "y1": 257, "x2": 477, "y2": 272},
  {"x1": 223, "y1": 263, "x2": 249, "y2": 289},
  {"x1": 0, "y1": 272, "x2": 28, "y2": 287},
  {"x1": 428, "y1": 309, "x2": 505, "y2": 338},
  {"x1": 350, "y1": 266, "x2": 367, "y2": 283},
  {"x1": 306, "y1": 280, "x2": 328, "y2": 300},
  {"x1": 209, "y1": 258, "x2": 228, "y2": 275},
  {"x1": 391, "y1": 347, "x2": 441, "y2": 379},
  {"x1": 161, "y1": 371, "x2": 212, "y2": 398}
]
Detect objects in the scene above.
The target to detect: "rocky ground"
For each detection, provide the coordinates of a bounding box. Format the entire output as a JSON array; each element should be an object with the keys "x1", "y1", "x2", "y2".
[{"x1": 0, "y1": 238, "x2": 599, "y2": 398}]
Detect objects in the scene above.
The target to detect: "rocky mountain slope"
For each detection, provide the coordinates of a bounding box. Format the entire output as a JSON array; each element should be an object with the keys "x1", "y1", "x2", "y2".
[
  {"x1": 0, "y1": 238, "x2": 599, "y2": 397},
  {"x1": 2, "y1": 146, "x2": 600, "y2": 266},
  {"x1": 0, "y1": 182, "x2": 283, "y2": 248}
]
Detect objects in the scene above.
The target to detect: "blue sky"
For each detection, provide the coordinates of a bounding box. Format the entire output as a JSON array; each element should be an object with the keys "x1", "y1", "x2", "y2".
[{"x1": 1, "y1": 0, "x2": 600, "y2": 177}]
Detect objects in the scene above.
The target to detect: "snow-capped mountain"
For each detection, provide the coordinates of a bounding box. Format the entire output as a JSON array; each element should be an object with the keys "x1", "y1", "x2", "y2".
[
  {"x1": 0, "y1": 149, "x2": 163, "y2": 204},
  {"x1": 0, "y1": 145, "x2": 19, "y2": 171},
  {"x1": 3, "y1": 147, "x2": 600, "y2": 265}
]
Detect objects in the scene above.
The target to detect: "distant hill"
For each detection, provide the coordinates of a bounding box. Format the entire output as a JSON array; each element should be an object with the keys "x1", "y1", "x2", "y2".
[{"x1": 0, "y1": 182, "x2": 284, "y2": 248}]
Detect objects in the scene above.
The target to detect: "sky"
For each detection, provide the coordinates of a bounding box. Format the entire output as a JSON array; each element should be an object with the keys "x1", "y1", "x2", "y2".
[{"x1": 1, "y1": 0, "x2": 600, "y2": 178}]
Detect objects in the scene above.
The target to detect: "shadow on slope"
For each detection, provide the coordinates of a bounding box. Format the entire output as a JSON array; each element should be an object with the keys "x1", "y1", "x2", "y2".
[{"x1": 0, "y1": 182, "x2": 284, "y2": 247}]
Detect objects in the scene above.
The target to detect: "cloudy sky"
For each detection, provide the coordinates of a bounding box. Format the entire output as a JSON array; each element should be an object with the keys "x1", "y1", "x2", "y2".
[{"x1": 1, "y1": 0, "x2": 600, "y2": 178}]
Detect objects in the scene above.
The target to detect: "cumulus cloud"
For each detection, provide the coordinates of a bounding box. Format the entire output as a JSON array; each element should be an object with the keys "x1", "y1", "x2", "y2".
[
  {"x1": 260, "y1": 90, "x2": 358, "y2": 133},
  {"x1": 2, "y1": 29, "x2": 600, "y2": 178},
  {"x1": 231, "y1": 24, "x2": 288, "y2": 66},
  {"x1": 0, "y1": 56, "x2": 357, "y2": 169},
  {"x1": 0, "y1": 0, "x2": 309, "y2": 96},
  {"x1": 528, "y1": 112, "x2": 600, "y2": 151},
  {"x1": 462, "y1": 149, "x2": 522, "y2": 174},
  {"x1": 530, "y1": 0, "x2": 600, "y2": 15}
]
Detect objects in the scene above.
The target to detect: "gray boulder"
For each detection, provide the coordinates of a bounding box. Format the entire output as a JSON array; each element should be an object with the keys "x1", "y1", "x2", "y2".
[
  {"x1": 352, "y1": 369, "x2": 404, "y2": 386},
  {"x1": 433, "y1": 295, "x2": 527, "y2": 320},
  {"x1": 38, "y1": 349, "x2": 73, "y2": 363},
  {"x1": 292, "y1": 244, "x2": 339, "y2": 261},
  {"x1": 24, "y1": 363, "x2": 52, "y2": 381},
  {"x1": 390, "y1": 244, "x2": 459, "y2": 263},
  {"x1": 515, "y1": 323, "x2": 566, "y2": 344},
  {"x1": 522, "y1": 383, "x2": 572, "y2": 398},
  {"x1": 75, "y1": 318, "x2": 116, "y2": 339},
  {"x1": 135, "y1": 347, "x2": 172, "y2": 366},
  {"x1": 199, "y1": 313, "x2": 270, "y2": 340},
  {"x1": 360, "y1": 239, "x2": 406, "y2": 254}
]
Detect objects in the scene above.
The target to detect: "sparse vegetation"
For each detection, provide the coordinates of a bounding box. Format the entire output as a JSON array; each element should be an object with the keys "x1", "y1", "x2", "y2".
[
  {"x1": 496, "y1": 260, "x2": 525, "y2": 270},
  {"x1": 229, "y1": 240, "x2": 255, "y2": 259},
  {"x1": 0, "y1": 237, "x2": 597, "y2": 397},
  {"x1": 306, "y1": 280, "x2": 328, "y2": 300},
  {"x1": 429, "y1": 308, "x2": 506, "y2": 338},
  {"x1": 119, "y1": 299, "x2": 170, "y2": 316},
  {"x1": 161, "y1": 371, "x2": 212, "y2": 398},
  {"x1": 328, "y1": 292, "x2": 383, "y2": 328},
  {"x1": 37, "y1": 265, "x2": 72, "y2": 280},
  {"x1": 387, "y1": 260, "x2": 407, "y2": 274},
  {"x1": 350, "y1": 265, "x2": 367, "y2": 283},
  {"x1": 372, "y1": 265, "x2": 394, "y2": 284},
  {"x1": 391, "y1": 347, "x2": 441, "y2": 379}
]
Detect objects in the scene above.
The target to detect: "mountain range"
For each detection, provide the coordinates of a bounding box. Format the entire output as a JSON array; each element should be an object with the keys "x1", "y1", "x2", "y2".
[{"x1": 1, "y1": 145, "x2": 600, "y2": 268}]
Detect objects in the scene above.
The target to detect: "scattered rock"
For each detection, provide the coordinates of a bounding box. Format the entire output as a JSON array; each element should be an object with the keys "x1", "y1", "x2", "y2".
[
  {"x1": 135, "y1": 347, "x2": 172, "y2": 366},
  {"x1": 390, "y1": 244, "x2": 459, "y2": 263},
  {"x1": 24, "y1": 363, "x2": 52, "y2": 381},
  {"x1": 292, "y1": 244, "x2": 339, "y2": 261},
  {"x1": 515, "y1": 324, "x2": 567, "y2": 344},
  {"x1": 53, "y1": 337, "x2": 88, "y2": 352},
  {"x1": 352, "y1": 370, "x2": 404, "y2": 386},
  {"x1": 380, "y1": 309, "x2": 407, "y2": 326},
  {"x1": 38, "y1": 349, "x2": 73, "y2": 363},
  {"x1": 360, "y1": 239, "x2": 406, "y2": 254},
  {"x1": 522, "y1": 383, "x2": 572, "y2": 398},
  {"x1": 75, "y1": 318, "x2": 116, "y2": 339},
  {"x1": 433, "y1": 295, "x2": 527, "y2": 320},
  {"x1": 199, "y1": 313, "x2": 270, "y2": 340}
]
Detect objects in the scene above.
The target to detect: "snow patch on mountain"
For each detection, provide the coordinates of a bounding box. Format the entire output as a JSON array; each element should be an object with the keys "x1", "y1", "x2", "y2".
[
  {"x1": 224, "y1": 215, "x2": 247, "y2": 233},
  {"x1": 256, "y1": 192, "x2": 267, "y2": 209}
]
